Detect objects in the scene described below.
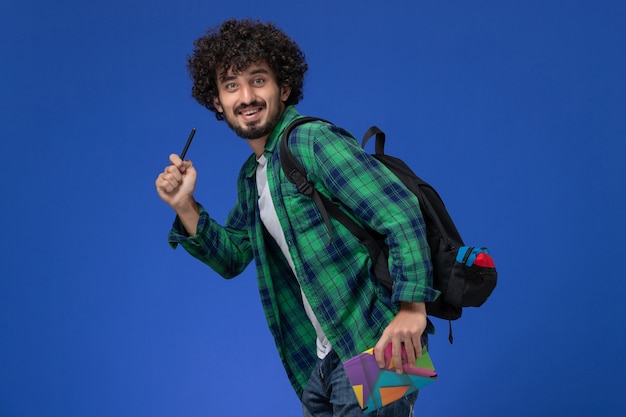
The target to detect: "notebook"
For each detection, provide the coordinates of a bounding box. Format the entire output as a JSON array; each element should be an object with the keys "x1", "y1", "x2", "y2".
[{"x1": 342, "y1": 343, "x2": 437, "y2": 413}]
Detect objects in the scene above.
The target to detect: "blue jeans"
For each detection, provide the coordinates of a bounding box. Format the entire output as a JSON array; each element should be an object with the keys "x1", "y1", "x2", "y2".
[{"x1": 301, "y1": 350, "x2": 418, "y2": 417}]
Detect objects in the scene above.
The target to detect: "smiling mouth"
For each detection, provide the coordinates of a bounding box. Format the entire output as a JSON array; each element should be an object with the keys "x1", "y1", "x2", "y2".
[
  {"x1": 238, "y1": 103, "x2": 265, "y2": 118},
  {"x1": 242, "y1": 108, "x2": 260, "y2": 116}
]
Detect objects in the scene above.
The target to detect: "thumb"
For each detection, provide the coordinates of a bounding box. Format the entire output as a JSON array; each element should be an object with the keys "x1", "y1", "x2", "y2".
[{"x1": 169, "y1": 153, "x2": 185, "y2": 172}]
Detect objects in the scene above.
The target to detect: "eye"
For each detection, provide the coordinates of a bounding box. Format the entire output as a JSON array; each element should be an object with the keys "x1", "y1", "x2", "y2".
[
  {"x1": 252, "y1": 78, "x2": 265, "y2": 86},
  {"x1": 226, "y1": 82, "x2": 237, "y2": 90}
]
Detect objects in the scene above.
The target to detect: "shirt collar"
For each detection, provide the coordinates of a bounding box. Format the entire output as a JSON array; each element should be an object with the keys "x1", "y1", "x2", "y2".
[{"x1": 264, "y1": 105, "x2": 302, "y2": 154}]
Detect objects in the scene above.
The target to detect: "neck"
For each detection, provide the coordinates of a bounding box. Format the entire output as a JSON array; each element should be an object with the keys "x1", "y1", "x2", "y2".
[{"x1": 247, "y1": 137, "x2": 268, "y2": 158}]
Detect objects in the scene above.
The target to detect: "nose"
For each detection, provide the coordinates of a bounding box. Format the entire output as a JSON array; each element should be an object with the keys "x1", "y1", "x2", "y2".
[{"x1": 240, "y1": 83, "x2": 255, "y2": 104}]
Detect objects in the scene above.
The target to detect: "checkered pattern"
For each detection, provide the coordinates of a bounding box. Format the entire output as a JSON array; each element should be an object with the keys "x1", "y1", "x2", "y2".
[{"x1": 168, "y1": 106, "x2": 437, "y2": 398}]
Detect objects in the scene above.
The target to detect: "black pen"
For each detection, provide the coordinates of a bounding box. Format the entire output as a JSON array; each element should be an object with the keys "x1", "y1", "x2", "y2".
[{"x1": 180, "y1": 128, "x2": 196, "y2": 160}]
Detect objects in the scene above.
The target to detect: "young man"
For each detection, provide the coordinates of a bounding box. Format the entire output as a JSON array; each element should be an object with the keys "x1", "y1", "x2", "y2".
[{"x1": 155, "y1": 19, "x2": 439, "y2": 417}]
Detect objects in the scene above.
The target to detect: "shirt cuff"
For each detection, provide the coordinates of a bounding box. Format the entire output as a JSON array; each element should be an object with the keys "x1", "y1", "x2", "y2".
[
  {"x1": 392, "y1": 281, "x2": 440, "y2": 305},
  {"x1": 167, "y1": 203, "x2": 209, "y2": 249}
]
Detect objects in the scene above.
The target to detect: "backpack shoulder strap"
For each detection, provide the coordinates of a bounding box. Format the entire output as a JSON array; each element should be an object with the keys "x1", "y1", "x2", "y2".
[
  {"x1": 279, "y1": 116, "x2": 326, "y2": 198},
  {"x1": 279, "y1": 117, "x2": 333, "y2": 241},
  {"x1": 279, "y1": 117, "x2": 377, "y2": 247},
  {"x1": 361, "y1": 125, "x2": 386, "y2": 155}
]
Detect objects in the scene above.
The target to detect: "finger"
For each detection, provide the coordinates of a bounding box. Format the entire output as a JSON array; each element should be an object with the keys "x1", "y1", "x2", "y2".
[
  {"x1": 404, "y1": 340, "x2": 418, "y2": 370},
  {"x1": 164, "y1": 165, "x2": 183, "y2": 182},
  {"x1": 413, "y1": 334, "x2": 423, "y2": 358},
  {"x1": 406, "y1": 335, "x2": 424, "y2": 371},
  {"x1": 156, "y1": 174, "x2": 176, "y2": 194},
  {"x1": 182, "y1": 159, "x2": 194, "y2": 172},
  {"x1": 392, "y1": 338, "x2": 404, "y2": 373},
  {"x1": 374, "y1": 338, "x2": 388, "y2": 369},
  {"x1": 159, "y1": 168, "x2": 185, "y2": 191},
  {"x1": 159, "y1": 173, "x2": 179, "y2": 193}
]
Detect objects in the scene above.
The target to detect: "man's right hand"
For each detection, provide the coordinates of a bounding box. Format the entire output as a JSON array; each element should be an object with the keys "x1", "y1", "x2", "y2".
[{"x1": 155, "y1": 154, "x2": 200, "y2": 236}]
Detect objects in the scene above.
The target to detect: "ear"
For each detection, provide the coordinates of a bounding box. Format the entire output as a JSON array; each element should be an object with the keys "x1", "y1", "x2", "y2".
[
  {"x1": 280, "y1": 85, "x2": 292, "y2": 102},
  {"x1": 213, "y1": 97, "x2": 223, "y2": 112}
]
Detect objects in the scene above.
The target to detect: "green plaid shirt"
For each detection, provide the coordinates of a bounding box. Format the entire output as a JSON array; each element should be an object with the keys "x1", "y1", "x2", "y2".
[{"x1": 169, "y1": 106, "x2": 438, "y2": 398}]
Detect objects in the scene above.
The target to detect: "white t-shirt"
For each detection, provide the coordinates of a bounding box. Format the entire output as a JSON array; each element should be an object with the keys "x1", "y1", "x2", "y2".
[{"x1": 256, "y1": 155, "x2": 332, "y2": 359}]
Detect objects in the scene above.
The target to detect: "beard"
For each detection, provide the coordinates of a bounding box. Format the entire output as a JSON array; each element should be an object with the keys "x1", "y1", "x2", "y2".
[{"x1": 224, "y1": 101, "x2": 283, "y2": 140}]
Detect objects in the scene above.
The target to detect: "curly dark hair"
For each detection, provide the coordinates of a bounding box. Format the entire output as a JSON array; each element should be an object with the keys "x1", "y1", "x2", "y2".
[{"x1": 187, "y1": 19, "x2": 308, "y2": 121}]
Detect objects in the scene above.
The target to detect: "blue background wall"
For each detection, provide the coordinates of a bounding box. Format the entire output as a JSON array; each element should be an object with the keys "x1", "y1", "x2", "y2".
[{"x1": 2, "y1": 1, "x2": 625, "y2": 416}]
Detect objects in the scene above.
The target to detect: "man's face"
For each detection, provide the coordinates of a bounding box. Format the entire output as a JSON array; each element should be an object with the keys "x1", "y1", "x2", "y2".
[{"x1": 214, "y1": 61, "x2": 291, "y2": 140}]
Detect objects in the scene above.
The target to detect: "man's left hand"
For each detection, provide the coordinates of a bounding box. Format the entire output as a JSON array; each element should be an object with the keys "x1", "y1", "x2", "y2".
[{"x1": 374, "y1": 301, "x2": 427, "y2": 373}]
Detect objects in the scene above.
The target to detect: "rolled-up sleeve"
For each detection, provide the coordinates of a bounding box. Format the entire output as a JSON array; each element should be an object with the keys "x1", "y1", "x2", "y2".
[
  {"x1": 168, "y1": 203, "x2": 253, "y2": 279},
  {"x1": 290, "y1": 123, "x2": 439, "y2": 304}
]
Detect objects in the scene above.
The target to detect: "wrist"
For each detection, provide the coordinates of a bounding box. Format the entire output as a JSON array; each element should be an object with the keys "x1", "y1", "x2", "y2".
[
  {"x1": 174, "y1": 197, "x2": 198, "y2": 216},
  {"x1": 400, "y1": 301, "x2": 426, "y2": 315}
]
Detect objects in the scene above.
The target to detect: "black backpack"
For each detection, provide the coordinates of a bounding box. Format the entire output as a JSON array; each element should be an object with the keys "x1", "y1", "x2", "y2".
[{"x1": 280, "y1": 117, "x2": 497, "y2": 343}]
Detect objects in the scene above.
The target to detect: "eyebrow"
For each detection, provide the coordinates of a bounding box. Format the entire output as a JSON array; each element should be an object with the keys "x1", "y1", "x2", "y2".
[
  {"x1": 249, "y1": 68, "x2": 270, "y2": 76},
  {"x1": 218, "y1": 67, "x2": 271, "y2": 83}
]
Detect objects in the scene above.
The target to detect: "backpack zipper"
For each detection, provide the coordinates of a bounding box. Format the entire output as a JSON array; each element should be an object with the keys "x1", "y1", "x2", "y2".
[{"x1": 461, "y1": 246, "x2": 475, "y2": 265}]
